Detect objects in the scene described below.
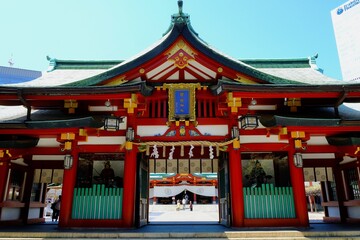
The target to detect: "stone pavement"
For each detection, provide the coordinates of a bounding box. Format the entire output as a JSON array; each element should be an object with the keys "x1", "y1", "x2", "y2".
[
  {"x1": 149, "y1": 204, "x2": 219, "y2": 223},
  {"x1": 0, "y1": 205, "x2": 359, "y2": 239}
]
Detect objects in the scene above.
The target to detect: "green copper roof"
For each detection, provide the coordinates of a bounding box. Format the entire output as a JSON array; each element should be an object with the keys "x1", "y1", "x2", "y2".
[
  {"x1": 242, "y1": 58, "x2": 311, "y2": 69},
  {"x1": 47, "y1": 56, "x2": 123, "y2": 71}
]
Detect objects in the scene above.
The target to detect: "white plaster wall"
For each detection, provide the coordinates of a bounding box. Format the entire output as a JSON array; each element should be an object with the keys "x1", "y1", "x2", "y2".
[
  {"x1": 137, "y1": 126, "x2": 169, "y2": 137},
  {"x1": 0, "y1": 208, "x2": 21, "y2": 221},
  {"x1": 37, "y1": 138, "x2": 59, "y2": 147},
  {"x1": 78, "y1": 136, "x2": 126, "y2": 145},
  {"x1": 302, "y1": 153, "x2": 335, "y2": 159},
  {"x1": 347, "y1": 206, "x2": 360, "y2": 218},
  {"x1": 328, "y1": 206, "x2": 340, "y2": 218},
  {"x1": 307, "y1": 136, "x2": 330, "y2": 145},
  {"x1": 32, "y1": 155, "x2": 64, "y2": 161},
  {"x1": 28, "y1": 208, "x2": 41, "y2": 219},
  {"x1": 196, "y1": 125, "x2": 228, "y2": 136},
  {"x1": 240, "y1": 135, "x2": 288, "y2": 143}
]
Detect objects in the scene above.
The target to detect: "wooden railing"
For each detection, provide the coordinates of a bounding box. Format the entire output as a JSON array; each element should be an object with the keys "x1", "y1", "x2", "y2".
[
  {"x1": 243, "y1": 184, "x2": 295, "y2": 219},
  {"x1": 196, "y1": 98, "x2": 217, "y2": 118},
  {"x1": 72, "y1": 184, "x2": 123, "y2": 219}
]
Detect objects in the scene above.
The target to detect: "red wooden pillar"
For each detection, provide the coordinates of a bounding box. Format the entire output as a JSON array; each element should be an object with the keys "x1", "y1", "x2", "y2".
[
  {"x1": 228, "y1": 146, "x2": 244, "y2": 227},
  {"x1": 59, "y1": 148, "x2": 78, "y2": 228},
  {"x1": 0, "y1": 161, "x2": 9, "y2": 202},
  {"x1": 333, "y1": 159, "x2": 347, "y2": 223},
  {"x1": 289, "y1": 152, "x2": 309, "y2": 227},
  {"x1": 122, "y1": 147, "x2": 138, "y2": 228}
]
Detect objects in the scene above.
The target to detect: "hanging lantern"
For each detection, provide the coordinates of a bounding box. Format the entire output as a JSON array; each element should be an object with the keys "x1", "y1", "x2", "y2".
[
  {"x1": 239, "y1": 115, "x2": 258, "y2": 130},
  {"x1": 293, "y1": 153, "x2": 303, "y2": 168},
  {"x1": 64, "y1": 154, "x2": 73, "y2": 169},
  {"x1": 231, "y1": 126, "x2": 239, "y2": 138},
  {"x1": 104, "y1": 116, "x2": 123, "y2": 131},
  {"x1": 126, "y1": 127, "x2": 135, "y2": 141}
]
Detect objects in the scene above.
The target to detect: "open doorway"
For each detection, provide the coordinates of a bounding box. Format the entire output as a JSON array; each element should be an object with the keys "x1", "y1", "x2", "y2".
[
  {"x1": 305, "y1": 181, "x2": 325, "y2": 223},
  {"x1": 148, "y1": 158, "x2": 220, "y2": 224},
  {"x1": 32, "y1": 168, "x2": 64, "y2": 224},
  {"x1": 44, "y1": 184, "x2": 62, "y2": 223},
  {"x1": 303, "y1": 167, "x2": 335, "y2": 223}
]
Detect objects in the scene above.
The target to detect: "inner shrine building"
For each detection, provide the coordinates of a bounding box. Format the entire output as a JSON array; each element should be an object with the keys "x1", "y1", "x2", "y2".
[{"x1": 0, "y1": 1, "x2": 360, "y2": 228}]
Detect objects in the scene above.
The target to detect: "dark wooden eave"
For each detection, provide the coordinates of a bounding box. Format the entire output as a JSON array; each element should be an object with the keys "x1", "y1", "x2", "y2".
[
  {"x1": 260, "y1": 115, "x2": 341, "y2": 128},
  {"x1": 211, "y1": 79, "x2": 360, "y2": 95},
  {"x1": 326, "y1": 134, "x2": 360, "y2": 146},
  {"x1": 25, "y1": 116, "x2": 104, "y2": 129},
  {"x1": 0, "y1": 80, "x2": 152, "y2": 106},
  {"x1": 0, "y1": 135, "x2": 39, "y2": 148}
]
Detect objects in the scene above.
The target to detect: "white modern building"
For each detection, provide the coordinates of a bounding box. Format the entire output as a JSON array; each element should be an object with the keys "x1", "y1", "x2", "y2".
[{"x1": 331, "y1": 0, "x2": 360, "y2": 81}]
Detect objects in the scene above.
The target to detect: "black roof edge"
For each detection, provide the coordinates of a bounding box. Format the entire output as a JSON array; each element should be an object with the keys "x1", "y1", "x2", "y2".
[
  {"x1": 181, "y1": 26, "x2": 299, "y2": 84},
  {"x1": 0, "y1": 80, "x2": 143, "y2": 96},
  {"x1": 63, "y1": 25, "x2": 183, "y2": 87},
  {"x1": 209, "y1": 79, "x2": 360, "y2": 95}
]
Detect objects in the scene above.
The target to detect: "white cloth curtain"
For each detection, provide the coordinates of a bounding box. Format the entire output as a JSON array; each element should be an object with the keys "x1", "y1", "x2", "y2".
[{"x1": 153, "y1": 185, "x2": 216, "y2": 197}]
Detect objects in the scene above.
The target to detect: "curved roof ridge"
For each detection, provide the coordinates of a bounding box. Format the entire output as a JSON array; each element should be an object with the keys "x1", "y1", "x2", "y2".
[
  {"x1": 63, "y1": 27, "x2": 179, "y2": 86},
  {"x1": 182, "y1": 25, "x2": 303, "y2": 84},
  {"x1": 65, "y1": 6, "x2": 301, "y2": 87},
  {"x1": 11, "y1": 1, "x2": 340, "y2": 87}
]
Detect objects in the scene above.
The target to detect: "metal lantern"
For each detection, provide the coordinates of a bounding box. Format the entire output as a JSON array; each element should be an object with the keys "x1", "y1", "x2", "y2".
[
  {"x1": 126, "y1": 127, "x2": 135, "y2": 141},
  {"x1": 293, "y1": 153, "x2": 303, "y2": 168},
  {"x1": 64, "y1": 154, "x2": 73, "y2": 169},
  {"x1": 239, "y1": 115, "x2": 258, "y2": 130},
  {"x1": 104, "y1": 116, "x2": 122, "y2": 131},
  {"x1": 231, "y1": 126, "x2": 239, "y2": 138}
]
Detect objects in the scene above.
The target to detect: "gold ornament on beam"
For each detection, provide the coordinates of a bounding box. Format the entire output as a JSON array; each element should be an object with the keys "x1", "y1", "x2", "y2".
[
  {"x1": 227, "y1": 92, "x2": 242, "y2": 113},
  {"x1": 124, "y1": 93, "x2": 138, "y2": 114},
  {"x1": 64, "y1": 99, "x2": 78, "y2": 114}
]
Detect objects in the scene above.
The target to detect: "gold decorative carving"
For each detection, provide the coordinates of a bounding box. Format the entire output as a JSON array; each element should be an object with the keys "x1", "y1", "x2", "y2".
[
  {"x1": 234, "y1": 74, "x2": 257, "y2": 84},
  {"x1": 104, "y1": 75, "x2": 128, "y2": 86},
  {"x1": 165, "y1": 39, "x2": 197, "y2": 69}
]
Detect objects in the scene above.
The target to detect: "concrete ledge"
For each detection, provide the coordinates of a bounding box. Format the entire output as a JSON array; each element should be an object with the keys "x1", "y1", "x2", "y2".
[{"x1": 0, "y1": 230, "x2": 359, "y2": 239}]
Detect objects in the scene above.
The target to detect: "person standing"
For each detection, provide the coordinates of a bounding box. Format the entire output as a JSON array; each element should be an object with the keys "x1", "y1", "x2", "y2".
[
  {"x1": 182, "y1": 198, "x2": 186, "y2": 210},
  {"x1": 52, "y1": 195, "x2": 61, "y2": 222},
  {"x1": 176, "y1": 199, "x2": 181, "y2": 211},
  {"x1": 249, "y1": 160, "x2": 267, "y2": 188},
  {"x1": 101, "y1": 161, "x2": 115, "y2": 187},
  {"x1": 189, "y1": 201, "x2": 193, "y2": 211}
]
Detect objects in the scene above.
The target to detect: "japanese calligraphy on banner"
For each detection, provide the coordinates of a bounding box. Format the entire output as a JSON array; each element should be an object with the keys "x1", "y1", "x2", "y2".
[{"x1": 164, "y1": 83, "x2": 200, "y2": 122}]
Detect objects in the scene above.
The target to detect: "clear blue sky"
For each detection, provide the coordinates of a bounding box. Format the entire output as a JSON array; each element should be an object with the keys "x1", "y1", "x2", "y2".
[{"x1": 0, "y1": 0, "x2": 347, "y2": 80}]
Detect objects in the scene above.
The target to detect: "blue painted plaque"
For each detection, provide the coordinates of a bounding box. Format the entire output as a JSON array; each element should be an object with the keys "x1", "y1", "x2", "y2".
[{"x1": 174, "y1": 89, "x2": 190, "y2": 115}]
